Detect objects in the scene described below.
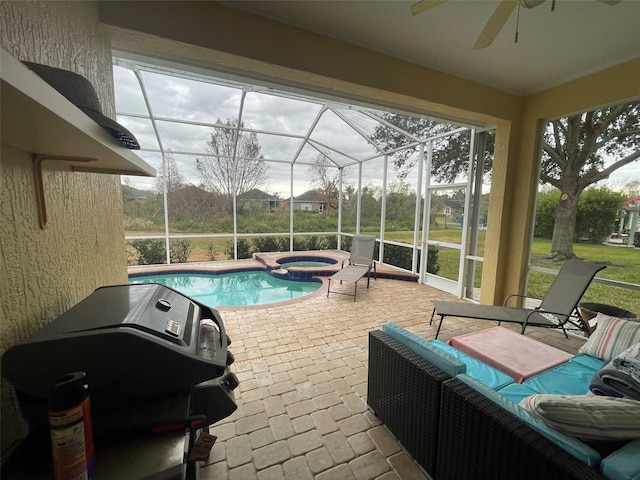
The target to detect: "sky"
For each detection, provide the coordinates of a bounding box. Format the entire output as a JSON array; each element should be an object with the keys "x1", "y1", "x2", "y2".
[{"x1": 114, "y1": 60, "x2": 639, "y2": 199}]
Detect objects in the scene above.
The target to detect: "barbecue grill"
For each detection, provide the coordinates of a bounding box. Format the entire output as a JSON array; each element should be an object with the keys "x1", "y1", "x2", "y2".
[{"x1": 2, "y1": 283, "x2": 239, "y2": 435}]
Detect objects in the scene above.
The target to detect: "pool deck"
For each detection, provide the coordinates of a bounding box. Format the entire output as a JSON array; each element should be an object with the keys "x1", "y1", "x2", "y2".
[{"x1": 127, "y1": 258, "x2": 588, "y2": 480}]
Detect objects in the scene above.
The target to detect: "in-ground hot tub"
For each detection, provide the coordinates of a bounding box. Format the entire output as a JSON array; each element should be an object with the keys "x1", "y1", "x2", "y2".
[
  {"x1": 257, "y1": 253, "x2": 340, "y2": 280},
  {"x1": 277, "y1": 256, "x2": 338, "y2": 269}
]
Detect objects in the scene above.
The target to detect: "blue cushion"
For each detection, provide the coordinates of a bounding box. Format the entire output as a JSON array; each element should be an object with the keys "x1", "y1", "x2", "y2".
[
  {"x1": 570, "y1": 353, "x2": 606, "y2": 371},
  {"x1": 498, "y1": 382, "x2": 540, "y2": 404},
  {"x1": 429, "y1": 340, "x2": 514, "y2": 390},
  {"x1": 524, "y1": 360, "x2": 599, "y2": 395},
  {"x1": 382, "y1": 323, "x2": 465, "y2": 377},
  {"x1": 600, "y1": 439, "x2": 640, "y2": 480},
  {"x1": 381, "y1": 323, "x2": 513, "y2": 389},
  {"x1": 458, "y1": 374, "x2": 602, "y2": 468}
]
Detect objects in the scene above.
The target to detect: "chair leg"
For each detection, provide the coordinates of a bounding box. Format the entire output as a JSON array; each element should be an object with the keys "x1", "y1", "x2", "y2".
[
  {"x1": 327, "y1": 279, "x2": 331, "y2": 298},
  {"x1": 429, "y1": 308, "x2": 436, "y2": 326},
  {"x1": 560, "y1": 325, "x2": 568, "y2": 339},
  {"x1": 354, "y1": 281, "x2": 358, "y2": 301},
  {"x1": 435, "y1": 315, "x2": 445, "y2": 340}
]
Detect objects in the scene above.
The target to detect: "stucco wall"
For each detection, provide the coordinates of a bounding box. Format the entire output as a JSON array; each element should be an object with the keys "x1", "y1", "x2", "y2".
[{"x1": 0, "y1": 1, "x2": 128, "y2": 456}]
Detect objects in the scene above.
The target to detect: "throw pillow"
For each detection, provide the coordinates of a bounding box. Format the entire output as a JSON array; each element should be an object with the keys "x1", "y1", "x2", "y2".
[
  {"x1": 520, "y1": 394, "x2": 640, "y2": 441},
  {"x1": 579, "y1": 313, "x2": 640, "y2": 361}
]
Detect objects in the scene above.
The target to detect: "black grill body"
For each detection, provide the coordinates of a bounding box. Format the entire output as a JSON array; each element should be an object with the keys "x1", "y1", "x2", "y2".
[{"x1": 3, "y1": 283, "x2": 238, "y2": 434}]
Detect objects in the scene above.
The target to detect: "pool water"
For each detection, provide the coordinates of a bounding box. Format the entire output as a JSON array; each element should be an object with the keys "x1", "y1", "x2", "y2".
[
  {"x1": 278, "y1": 261, "x2": 332, "y2": 268},
  {"x1": 129, "y1": 270, "x2": 321, "y2": 308}
]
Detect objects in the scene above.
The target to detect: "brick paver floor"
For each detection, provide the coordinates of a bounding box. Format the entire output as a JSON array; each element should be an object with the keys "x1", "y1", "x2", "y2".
[{"x1": 192, "y1": 271, "x2": 588, "y2": 480}]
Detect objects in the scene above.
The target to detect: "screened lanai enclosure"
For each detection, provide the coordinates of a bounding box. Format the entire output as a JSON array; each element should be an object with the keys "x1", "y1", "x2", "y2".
[{"x1": 115, "y1": 53, "x2": 495, "y2": 301}]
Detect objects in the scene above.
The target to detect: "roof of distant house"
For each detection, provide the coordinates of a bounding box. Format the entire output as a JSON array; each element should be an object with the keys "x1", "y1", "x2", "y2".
[{"x1": 238, "y1": 188, "x2": 278, "y2": 201}]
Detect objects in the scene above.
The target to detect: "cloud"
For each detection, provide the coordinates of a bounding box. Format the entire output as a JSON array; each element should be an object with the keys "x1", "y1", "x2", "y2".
[{"x1": 115, "y1": 61, "x2": 639, "y2": 203}]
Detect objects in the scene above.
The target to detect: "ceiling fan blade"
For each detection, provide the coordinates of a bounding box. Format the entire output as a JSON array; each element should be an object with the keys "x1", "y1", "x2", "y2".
[
  {"x1": 597, "y1": 0, "x2": 621, "y2": 5},
  {"x1": 473, "y1": 0, "x2": 518, "y2": 50},
  {"x1": 411, "y1": 0, "x2": 448, "y2": 16}
]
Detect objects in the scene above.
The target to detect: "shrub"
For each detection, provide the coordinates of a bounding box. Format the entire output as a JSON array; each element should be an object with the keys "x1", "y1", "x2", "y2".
[
  {"x1": 129, "y1": 239, "x2": 166, "y2": 265},
  {"x1": 206, "y1": 242, "x2": 216, "y2": 261},
  {"x1": 426, "y1": 246, "x2": 440, "y2": 274},
  {"x1": 225, "y1": 238, "x2": 253, "y2": 259},
  {"x1": 305, "y1": 235, "x2": 324, "y2": 250},
  {"x1": 383, "y1": 243, "x2": 412, "y2": 270},
  {"x1": 293, "y1": 236, "x2": 309, "y2": 251},
  {"x1": 253, "y1": 236, "x2": 287, "y2": 252},
  {"x1": 534, "y1": 189, "x2": 560, "y2": 239},
  {"x1": 576, "y1": 188, "x2": 626, "y2": 243},
  {"x1": 323, "y1": 235, "x2": 338, "y2": 249},
  {"x1": 170, "y1": 239, "x2": 192, "y2": 263},
  {"x1": 380, "y1": 243, "x2": 439, "y2": 274}
]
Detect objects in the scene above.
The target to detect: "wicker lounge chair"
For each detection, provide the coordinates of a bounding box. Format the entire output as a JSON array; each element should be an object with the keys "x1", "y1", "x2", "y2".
[
  {"x1": 327, "y1": 234, "x2": 377, "y2": 301},
  {"x1": 430, "y1": 259, "x2": 605, "y2": 339}
]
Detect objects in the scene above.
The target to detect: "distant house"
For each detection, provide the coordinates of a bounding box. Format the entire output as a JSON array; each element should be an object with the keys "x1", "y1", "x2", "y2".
[
  {"x1": 284, "y1": 190, "x2": 328, "y2": 213},
  {"x1": 238, "y1": 188, "x2": 280, "y2": 212},
  {"x1": 442, "y1": 198, "x2": 464, "y2": 221}
]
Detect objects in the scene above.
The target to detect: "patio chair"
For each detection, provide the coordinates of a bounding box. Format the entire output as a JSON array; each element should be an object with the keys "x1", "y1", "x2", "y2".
[
  {"x1": 430, "y1": 259, "x2": 606, "y2": 339},
  {"x1": 327, "y1": 235, "x2": 377, "y2": 301}
]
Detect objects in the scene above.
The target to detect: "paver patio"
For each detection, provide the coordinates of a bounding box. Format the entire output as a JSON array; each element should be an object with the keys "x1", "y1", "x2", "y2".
[{"x1": 191, "y1": 271, "x2": 588, "y2": 480}]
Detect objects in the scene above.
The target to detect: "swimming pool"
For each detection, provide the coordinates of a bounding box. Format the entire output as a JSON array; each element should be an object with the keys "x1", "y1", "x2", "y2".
[{"x1": 129, "y1": 270, "x2": 321, "y2": 308}]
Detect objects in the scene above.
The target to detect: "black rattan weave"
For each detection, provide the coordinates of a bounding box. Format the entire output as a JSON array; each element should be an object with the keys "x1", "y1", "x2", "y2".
[
  {"x1": 436, "y1": 379, "x2": 606, "y2": 480},
  {"x1": 367, "y1": 331, "x2": 451, "y2": 478}
]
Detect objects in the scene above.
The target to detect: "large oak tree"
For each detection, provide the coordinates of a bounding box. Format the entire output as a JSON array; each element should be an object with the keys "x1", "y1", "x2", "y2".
[
  {"x1": 372, "y1": 102, "x2": 640, "y2": 259},
  {"x1": 542, "y1": 102, "x2": 640, "y2": 259}
]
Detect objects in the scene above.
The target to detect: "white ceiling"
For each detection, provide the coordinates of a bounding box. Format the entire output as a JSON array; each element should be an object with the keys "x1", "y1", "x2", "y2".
[{"x1": 227, "y1": 0, "x2": 640, "y2": 96}]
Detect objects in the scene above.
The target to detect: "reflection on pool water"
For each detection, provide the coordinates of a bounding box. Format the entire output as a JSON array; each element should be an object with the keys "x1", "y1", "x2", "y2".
[{"x1": 129, "y1": 270, "x2": 321, "y2": 308}]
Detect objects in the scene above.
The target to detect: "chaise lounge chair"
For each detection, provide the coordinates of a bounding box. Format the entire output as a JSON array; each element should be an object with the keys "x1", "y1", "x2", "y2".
[
  {"x1": 430, "y1": 259, "x2": 605, "y2": 339},
  {"x1": 327, "y1": 234, "x2": 377, "y2": 301}
]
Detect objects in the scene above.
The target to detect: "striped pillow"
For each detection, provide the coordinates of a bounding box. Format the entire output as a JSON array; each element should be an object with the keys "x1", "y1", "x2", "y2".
[
  {"x1": 521, "y1": 394, "x2": 640, "y2": 441},
  {"x1": 579, "y1": 314, "x2": 640, "y2": 361}
]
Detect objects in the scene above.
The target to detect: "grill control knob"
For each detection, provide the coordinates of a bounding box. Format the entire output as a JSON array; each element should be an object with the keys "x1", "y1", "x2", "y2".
[
  {"x1": 223, "y1": 373, "x2": 239, "y2": 391},
  {"x1": 226, "y1": 351, "x2": 235, "y2": 366},
  {"x1": 156, "y1": 299, "x2": 172, "y2": 311}
]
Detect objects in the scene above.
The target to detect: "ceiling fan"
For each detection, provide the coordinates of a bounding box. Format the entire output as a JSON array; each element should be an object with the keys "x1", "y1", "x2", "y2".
[{"x1": 411, "y1": 0, "x2": 622, "y2": 50}]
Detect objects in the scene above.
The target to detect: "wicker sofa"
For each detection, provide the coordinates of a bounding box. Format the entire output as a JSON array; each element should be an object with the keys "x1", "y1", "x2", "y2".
[{"x1": 367, "y1": 325, "x2": 640, "y2": 480}]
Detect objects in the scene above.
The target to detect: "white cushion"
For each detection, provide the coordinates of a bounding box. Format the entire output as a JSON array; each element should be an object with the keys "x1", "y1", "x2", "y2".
[{"x1": 521, "y1": 394, "x2": 640, "y2": 441}]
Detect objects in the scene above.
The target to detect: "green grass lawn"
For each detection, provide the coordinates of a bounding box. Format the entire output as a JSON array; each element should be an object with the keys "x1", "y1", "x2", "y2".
[
  {"x1": 528, "y1": 239, "x2": 640, "y2": 316},
  {"x1": 382, "y1": 230, "x2": 639, "y2": 316}
]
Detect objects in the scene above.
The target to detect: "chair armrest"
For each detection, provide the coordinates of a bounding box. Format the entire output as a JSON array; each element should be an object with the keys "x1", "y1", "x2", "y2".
[
  {"x1": 341, "y1": 259, "x2": 349, "y2": 269},
  {"x1": 503, "y1": 293, "x2": 543, "y2": 307}
]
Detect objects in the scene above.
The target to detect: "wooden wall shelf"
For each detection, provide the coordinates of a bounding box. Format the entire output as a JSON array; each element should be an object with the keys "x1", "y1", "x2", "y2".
[{"x1": 1, "y1": 49, "x2": 156, "y2": 228}]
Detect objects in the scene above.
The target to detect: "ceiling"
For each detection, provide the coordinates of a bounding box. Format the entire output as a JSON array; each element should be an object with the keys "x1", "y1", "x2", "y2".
[{"x1": 227, "y1": 0, "x2": 640, "y2": 96}]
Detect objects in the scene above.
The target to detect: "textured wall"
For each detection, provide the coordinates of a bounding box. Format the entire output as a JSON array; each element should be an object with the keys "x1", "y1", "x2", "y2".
[{"x1": 0, "y1": 1, "x2": 128, "y2": 456}]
